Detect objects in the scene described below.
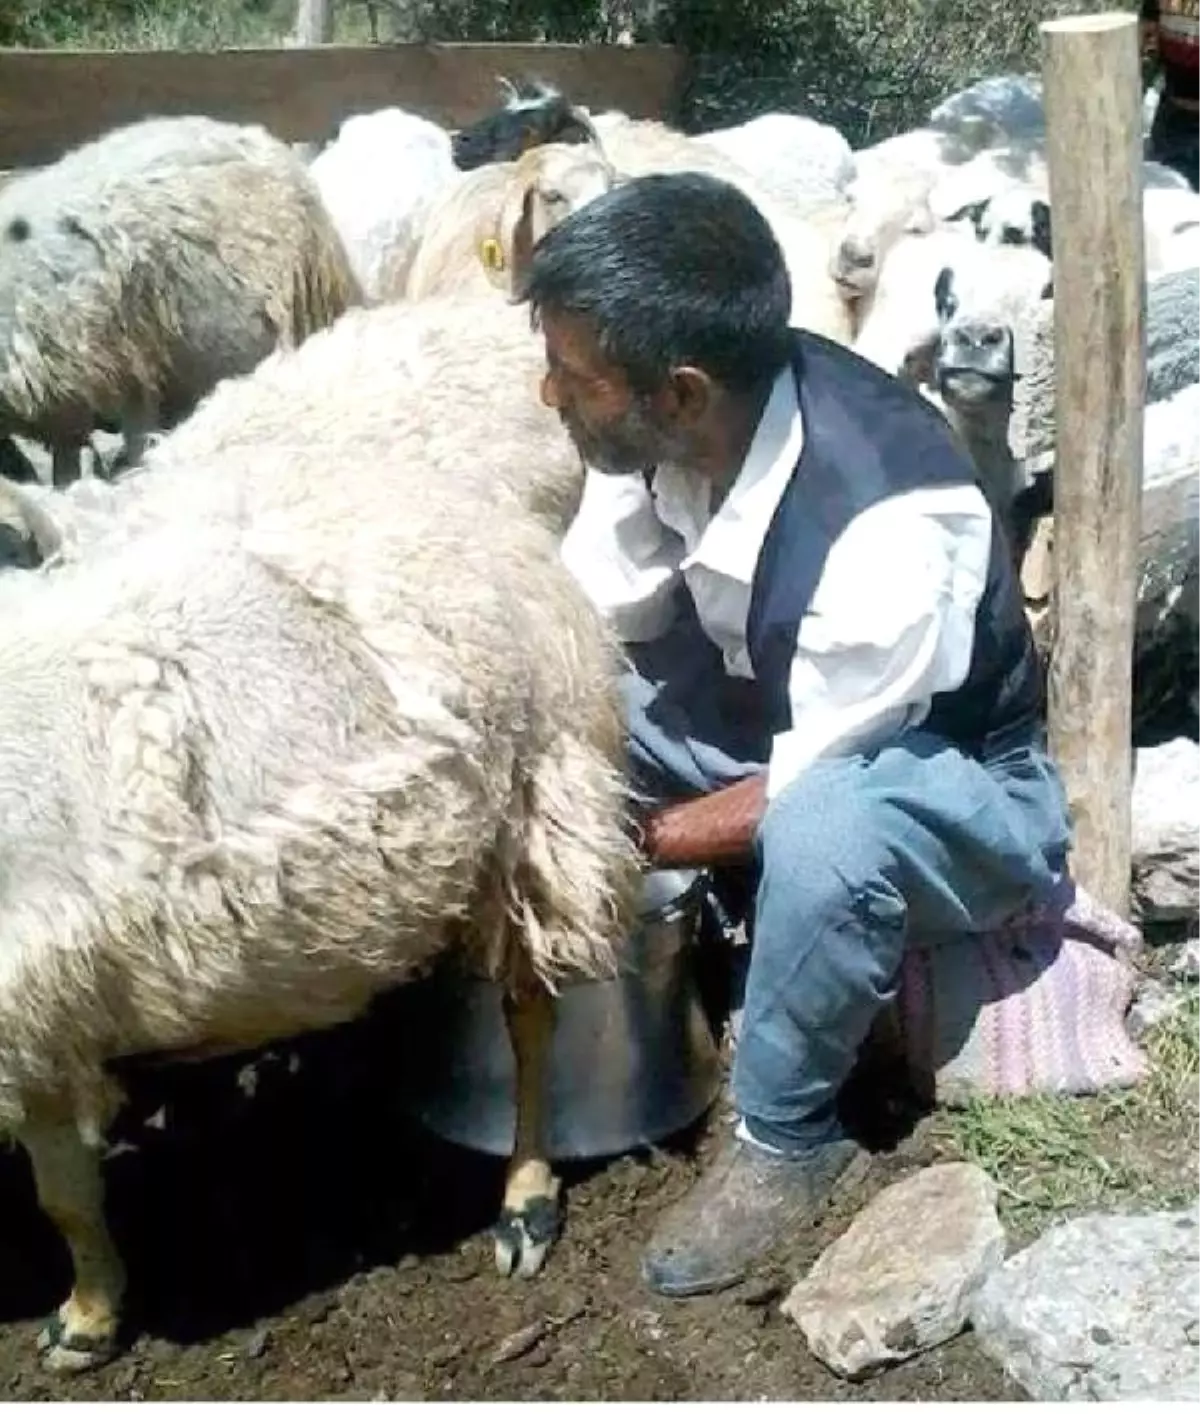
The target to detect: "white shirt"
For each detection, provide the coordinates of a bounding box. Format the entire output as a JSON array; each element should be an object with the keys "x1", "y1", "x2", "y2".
[{"x1": 560, "y1": 365, "x2": 994, "y2": 800}]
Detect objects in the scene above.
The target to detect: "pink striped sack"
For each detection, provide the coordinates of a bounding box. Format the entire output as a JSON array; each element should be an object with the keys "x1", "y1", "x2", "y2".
[{"x1": 886, "y1": 881, "x2": 1150, "y2": 1105}]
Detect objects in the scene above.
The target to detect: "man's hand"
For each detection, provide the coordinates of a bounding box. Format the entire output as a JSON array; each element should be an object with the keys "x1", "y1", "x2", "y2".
[{"x1": 640, "y1": 773, "x2": 768, "y2": 869}]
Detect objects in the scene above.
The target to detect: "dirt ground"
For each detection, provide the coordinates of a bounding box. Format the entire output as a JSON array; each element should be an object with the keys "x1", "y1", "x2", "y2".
[{"x1": 0, "y1": 980, "x2": 1038, "y2": 1404}]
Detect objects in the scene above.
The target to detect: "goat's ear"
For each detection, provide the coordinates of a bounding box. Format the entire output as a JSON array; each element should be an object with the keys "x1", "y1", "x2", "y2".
[
  {"x1": 934, "y1": 266, "x2": 956, "y2": 322},
  {"x1": 1031, "y1": 200, "x2": 1053, "y2": 262},
  {"x1": 945, "y1": 199, "x2": 989, "y2": 233},
  {"x1": 496, "y1": 74, "x2": 519, "y2": 105}
]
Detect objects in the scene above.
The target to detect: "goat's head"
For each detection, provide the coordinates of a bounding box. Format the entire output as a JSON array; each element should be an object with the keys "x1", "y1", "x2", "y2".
[
  {"x1": 932, "y1": 243, "x2": 1052, "y2": 410},
  {"x1": 478, "y1": 142, "x2": 617, "y2": 292},
  {"x1": 452, "y1": 77, "x2": 599, "y2": 171}
]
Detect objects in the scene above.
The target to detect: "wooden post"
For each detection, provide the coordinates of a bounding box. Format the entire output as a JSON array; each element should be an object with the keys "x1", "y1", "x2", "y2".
[
  {"x1": 1041, "y1": 11, "x2": 1146, "y2": 918},
  {"x1": 294, "y1": 0, "x2": 335, "y2": 45}
]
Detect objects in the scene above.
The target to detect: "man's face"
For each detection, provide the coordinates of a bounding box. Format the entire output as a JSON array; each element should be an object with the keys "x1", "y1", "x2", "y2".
[{"x1": 537, "y1": 310, "x2": 691, "y2": 477}]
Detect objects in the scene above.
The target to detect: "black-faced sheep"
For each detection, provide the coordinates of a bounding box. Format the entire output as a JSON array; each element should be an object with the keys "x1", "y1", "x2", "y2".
[
  {"x1": 0, "y1": 296, "x2": 639, "y2": 1374},
  {"x1": 449, "y1": 77, "x2": 601, "y2": 171},
  {"x1": 0, "y1": 115, "x2": 361, "y2": 486}
]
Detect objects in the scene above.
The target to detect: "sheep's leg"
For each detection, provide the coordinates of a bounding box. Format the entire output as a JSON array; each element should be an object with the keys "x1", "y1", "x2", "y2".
[
  {"x1": 17, "y1": 1119, "x2": 125, "y2": 1373},
  {"x1": 50, "y1": 443, "x2": 82, "y2": 488},
  {"x1": 492, "y1": 983, "x2": 561, "y2": 1280}
]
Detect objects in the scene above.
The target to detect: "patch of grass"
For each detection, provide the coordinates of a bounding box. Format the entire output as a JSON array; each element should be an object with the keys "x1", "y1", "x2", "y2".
[{"x1": 933, "y1": 987, "x2": 1199, "y2": 1239}]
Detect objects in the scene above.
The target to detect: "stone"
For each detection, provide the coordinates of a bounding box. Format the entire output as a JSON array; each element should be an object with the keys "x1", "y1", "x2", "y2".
[
  {"x1": 970, "y1": 1205, "x2": 1200, "y2": 1400},
  {"x1": 780, "y1": 1162, "x2": 1006, "y2": 1379},
  {"x1": 1127, "y1": 977, "x2": 1190, "y2": 1040},
  {"x1": 1132, "y1": 739, "x2": 1200, "y2": 925},
  {"x1": 1171, "y1": 937, "x2": 1200, "y2": 982}
]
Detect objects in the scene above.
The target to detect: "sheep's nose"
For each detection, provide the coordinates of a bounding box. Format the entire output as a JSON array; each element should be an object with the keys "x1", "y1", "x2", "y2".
[{"x1": 839, "y1": 237, "x2": 875, "y2": 269}]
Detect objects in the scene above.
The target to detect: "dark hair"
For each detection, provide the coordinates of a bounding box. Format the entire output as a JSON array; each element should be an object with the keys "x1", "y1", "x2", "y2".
[{"x1": 516, "y1": 172, "x2": 793, "y2": 395}]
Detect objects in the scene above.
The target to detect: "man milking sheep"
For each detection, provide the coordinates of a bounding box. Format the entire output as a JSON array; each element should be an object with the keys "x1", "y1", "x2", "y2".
[{"x1": 515, "y1": 172, "x2": 1072, "y2": 1298}]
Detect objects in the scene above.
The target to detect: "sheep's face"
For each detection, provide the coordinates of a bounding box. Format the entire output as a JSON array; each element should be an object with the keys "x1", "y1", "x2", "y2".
[
  {"x1": 452, "y1": 82, "x2": 594, "y2": 170},
  {"x1": 830, "y1": 186, "x2": 936, "y2": 296},
  {"x1": 932, "y1": 238, "x2": 1053, "y2": 407},
  {"x1": 932, "y1": 266, "x2": 1016, "y2": 408},
  {"x1": 485, "y1": 145, "x2": 616, "y2": 292}
]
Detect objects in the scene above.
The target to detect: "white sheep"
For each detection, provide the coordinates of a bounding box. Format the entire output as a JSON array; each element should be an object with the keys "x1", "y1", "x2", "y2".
[
  {"x1": 1143, "y1": 185, "x2": 1200, "y2": 274},
  {"x1": 35, "y1": 294, "x2": 585, "y2": 558},
  {"x1": 694, "y1": 111, "x2": 857, "y2": 212},
  {"x1": 0, "y1": 295, "x2": 638, "y2": 1374},
  {"x1": 402, "y1": 142, "x2": 617, "y2": 301},
  {"x1": 308, "y1": 106, "x2": 458, "y2": 302},
  {"x1": 941, "y1": 241, "x2": 1056, "y2": 530},
  {"x1": 949, "y1": 177, "x2": 1198, "y2": 277},
  {"x1": 827, "y1": 166, "x2": 938, "y2": 314},
  {"x1": 0, "y1": 115, "x2": 361, "y2": 486},
  {"x1": 853, "y1": 224, "x2": 1052, "y2": 384},
  {"x1": 556, "y1": 111, "x2": 856, "y2": 340}
]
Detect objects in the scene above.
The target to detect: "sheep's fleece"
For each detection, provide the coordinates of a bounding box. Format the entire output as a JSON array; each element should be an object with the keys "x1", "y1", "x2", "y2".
[
  {"x1": 0, "y1": 298, "x2": 637, "y2": 1135},
  {"x1": 0, "y1": 115, "x2": 359, "y2": 448},
  {"x1": 41, "y1": 295, "x2": 585, "y2": 556},
  {"x1": 1012, "y1": 267, "x2": 1200, "y2": 471}
]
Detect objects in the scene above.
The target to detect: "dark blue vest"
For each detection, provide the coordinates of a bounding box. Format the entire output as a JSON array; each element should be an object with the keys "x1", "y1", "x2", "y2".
[{"x1": 727, "y1": 330, "x2": 1042, "y2": 759}]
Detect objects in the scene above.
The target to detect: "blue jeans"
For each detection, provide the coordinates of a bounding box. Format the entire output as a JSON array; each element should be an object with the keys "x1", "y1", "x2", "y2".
[{"x1": 624, "y1": 604, "x2": 1073, "y2": 1152}]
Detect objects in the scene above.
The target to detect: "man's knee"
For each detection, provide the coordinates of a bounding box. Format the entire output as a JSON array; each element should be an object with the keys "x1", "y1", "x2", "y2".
[
  {"x1": 755, "y1": 760, "x2": 908, "y2": 951},
  {"x1": 758, "y1": 759, "x2": 891, "y2": 890}
]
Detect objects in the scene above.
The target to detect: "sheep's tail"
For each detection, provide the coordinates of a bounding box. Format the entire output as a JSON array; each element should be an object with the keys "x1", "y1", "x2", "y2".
[{"x1": 505, "y1": 731, "x2": 641, "y2": 994}]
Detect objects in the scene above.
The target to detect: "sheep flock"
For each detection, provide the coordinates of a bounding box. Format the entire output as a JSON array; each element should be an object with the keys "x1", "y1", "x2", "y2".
[{"x1": 0, "y1": 68, "x2": 1197, "y2": 1376}]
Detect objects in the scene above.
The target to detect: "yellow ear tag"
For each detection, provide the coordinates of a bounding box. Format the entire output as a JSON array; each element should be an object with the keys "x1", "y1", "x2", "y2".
[{"x1": 480, "y1": 237, "x2": 506, "y2": 272}]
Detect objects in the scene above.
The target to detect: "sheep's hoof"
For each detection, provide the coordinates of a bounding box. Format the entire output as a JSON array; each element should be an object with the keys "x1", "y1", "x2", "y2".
[
  {"x1": 491, "y1": 1195, "x2": 561, "y2": 1279},
  {"x1": 37, "y1": 1311, "x2": 120, "y2": 1374}
]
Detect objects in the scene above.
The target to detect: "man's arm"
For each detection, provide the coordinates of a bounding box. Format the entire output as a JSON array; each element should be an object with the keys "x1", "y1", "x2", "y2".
[{"x1": 641, "y1": 772, "x2": 767, "y2": 868}]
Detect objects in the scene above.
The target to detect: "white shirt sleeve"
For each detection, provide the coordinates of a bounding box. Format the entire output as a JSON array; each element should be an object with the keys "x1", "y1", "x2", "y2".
[
  {"x1": 559, "y1": 468, "x2": 685, "y2": 643},
  {"x1": 766, "y1": 484, "x2": 995, "y2": 800}
]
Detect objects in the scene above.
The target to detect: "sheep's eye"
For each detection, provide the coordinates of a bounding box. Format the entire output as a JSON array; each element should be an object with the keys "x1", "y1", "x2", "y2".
[
  {"x1": 1001, "y1": 224, "x2": 1024, "y2": 245},
  {"x1": 541, "y1": 188, "x2": 567, "y2": 208}
]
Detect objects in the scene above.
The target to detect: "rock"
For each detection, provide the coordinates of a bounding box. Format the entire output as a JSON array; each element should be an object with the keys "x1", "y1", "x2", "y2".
[
  {"x1": 1132, "y1": 739, "x2": 1200, "y2": 924},
  {"x1": 971, "y1": 1206, "x2": 1200, "y2": 1400},
  {"x1": 1171, "y1": 937, "x2": 1200, "y2": 982},
  {"x1": 781, "y1": 1162, "x2": 1005, "y2": 1379},
  {"x1": 1127, "y1": 978, "x2": 1190, "y2": 1039},
  {"x1": 244, "y1": 1328, "x2": 270, "y2": 1360}
]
